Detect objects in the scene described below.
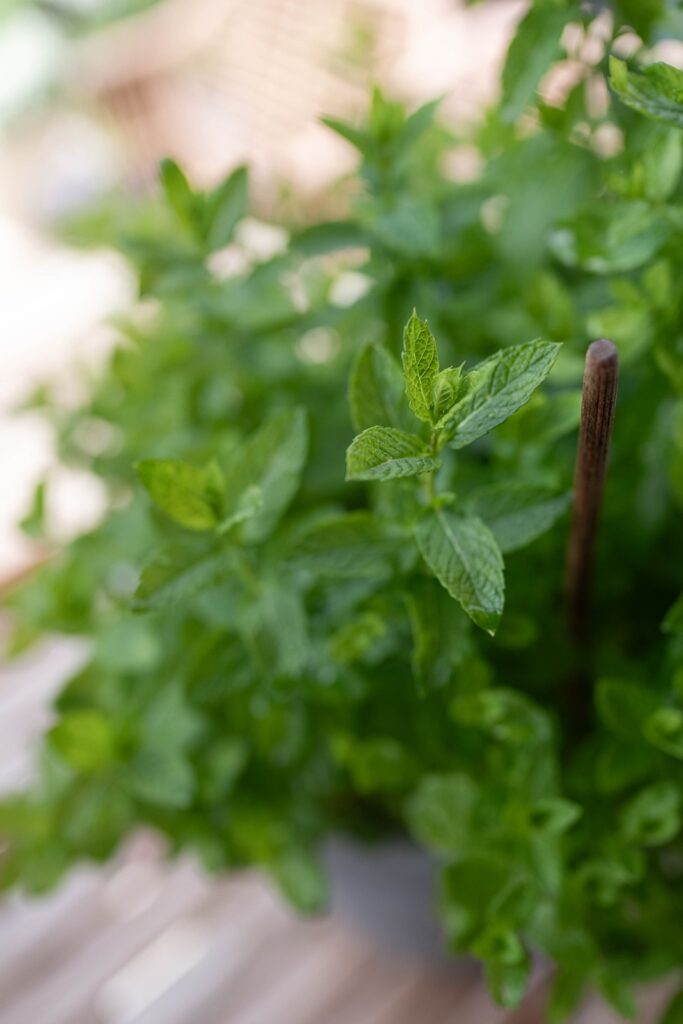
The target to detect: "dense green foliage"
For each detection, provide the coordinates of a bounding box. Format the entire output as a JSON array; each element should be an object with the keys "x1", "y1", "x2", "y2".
[{"x1": 4, "y1": 2, "x2": 683, "y2": 1018}]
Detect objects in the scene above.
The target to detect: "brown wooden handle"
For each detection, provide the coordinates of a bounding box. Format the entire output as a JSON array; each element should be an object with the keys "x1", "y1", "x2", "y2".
[{"x1": 565, "y1": 339, "x2": 619, "y2": 645}]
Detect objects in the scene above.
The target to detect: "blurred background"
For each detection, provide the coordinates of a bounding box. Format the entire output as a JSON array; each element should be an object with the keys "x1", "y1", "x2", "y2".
[
  {"x1": 0, "y1": 1, "x2": 677, "y2": 1021},
  {"x1": 0, "y1": 0, "x2": 532, "y2": 582}
]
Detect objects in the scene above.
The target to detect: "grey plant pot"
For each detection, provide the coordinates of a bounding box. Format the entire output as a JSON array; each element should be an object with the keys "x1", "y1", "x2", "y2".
[{"x1": 324, "y1": 837, "x2": 469, "y2": 969}]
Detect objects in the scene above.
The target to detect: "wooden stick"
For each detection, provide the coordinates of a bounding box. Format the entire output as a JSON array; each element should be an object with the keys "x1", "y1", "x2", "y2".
[{"x1": 565, "y1": 339, "x2": 619, "y2": 646}]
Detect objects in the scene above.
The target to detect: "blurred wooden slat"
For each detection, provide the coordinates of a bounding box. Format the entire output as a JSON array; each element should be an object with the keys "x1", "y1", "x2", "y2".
[
  {"x1": 215, "y1": 920, "x2": 384, "y2": 1024},
  {"x1": 0, "y1": 861, "x2": 210, "y2": 1024},
  {"x1": 222, "y1": 924, "x2": 389, "y2": 1024},
  {"x1": 0, "y1": 870, "x2": 106, "y2": 1003},
  {"x1": 109, "y1": 877, "x2": 295, "y2": 1024}
]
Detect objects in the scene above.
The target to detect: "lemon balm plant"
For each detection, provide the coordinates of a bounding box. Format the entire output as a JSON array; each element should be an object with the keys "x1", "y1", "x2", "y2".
[{"x1": 4, "y1": 1, "x2": 683, "y2": 1019}]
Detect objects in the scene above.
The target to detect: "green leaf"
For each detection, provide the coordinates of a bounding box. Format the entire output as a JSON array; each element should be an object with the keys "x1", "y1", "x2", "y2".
[
  {"x1": 63, "y1": 782, "x2": 132, "y2": 853},
  {"x1": 20, "y1": 479, "x2": 46, "y2": 538},
  {"x1": 587, "y1": 300, "x2": 651, "y2": 367},
  {"x1": 598, "y1": 970, "x2": 637, "y2": 1020},
  {"x1": 641, "y1": 127, "x2": 683, "y2": 202},
  {"x1": 452, "y1": 689, "x2": 551, "y2": 746},
  {"x1": 474, "y1": 924, "x2": 526, "y2": 967},
  {"x1": 334, "y1": 736, "x2": 418, "y2": 794},
  {"x1": 415, "y1": 510, "x2": 505, "y2": 634},
  {"x1": 94, "y1": 620, "x2": 162, "y2": 673},
  {"x1": 0, "y1": 797, "x2": 51, "y2": 843},
  {"x1": 224, "y1": 408, "x2": 309, "y2": 543},
  {"x1": 620, "y1": 781, "x2": 681, "y2": 846},
  {"x1": 401, "y1": 311, "x2": 439, "y2": 424},
  {"x1": 143, "y1": 683, "x2": 203, "y2": 754},
  {"x1": 270, "y1": 848, "x2": 328, "y2": 914},
  {"x1": 663, "y1": 592, "x2": 683, "y2": 634},
  {"x1": 441, "y1": 854, "x2": 518, "y2": 947},
  {"x1": 3, "y1": 844, "x2": 70, "y2": 896},
  {"x1": 406, "y1": 773, "x2": 478, "y2": 855},
  {"x1": 371, "y1": 197, "x2": 440, "y2": 259},
  {"x1": 159, "y1": 158, "x2": 197, "y2": 232},
  {"x1": 493, "y1": 613, "x2": 538, "y2": 651},
  {"x1": 331, "y1": 611, "x2": 386, "y2": 664},
  {"x1": 127, "y1": 749, "x2": 195, "y2": 809},
  {"x1": 431, "y1": 366, "x2": 466, "y2": 425},
  {"x1": 218, "y1": 484, "x2": 263, "y2": 534},
  {"x1": 613, "y1": 0, "x2": 664, "y2": 41},
  {"x1": 290, "y1": 220, "x2": 369, "y2": 256},
  {"x1": 466, "y1": 483, "x2": 571, "y2": 553},
  {"x1": 486, "y1": 957, "x2": 531, "y2": 1010},
  {"x1": 346, "y1": 426, "x2": 439, "y2": 481},
  {"x1": 48, "y1": 711, "x2": 118, "y2": 773},
  {"x1": 610, "y1": 57, "x2": 683, "y2": 129},
  {"x1": 493, "y1": 131, "x2": 595, "y2": 269},
  {"x1": 549, "y1": 201, "x2": 673, "y2": 274},
  {"x1": 204, "y1": 165, "x2": 248, "y2": 250},
  {"x1": 201, "y1": 739, "x2": 248, "y2": 803},
  {"x1": 444, "y1": 341, "x2": 561, "y2": 450},
  {"x1": 595, "y1": 678, "x2": 658, "y2": 738},
  {"x1": 321, "y1": 115, "x2": 371, "y2": 155},
  {"x1": 405, "y1": 583, "x2": 444, "y2": 692},
  {"x1": 136, "y1": 459, "x2": 223, "y2": 531},
  {"x1": 401, "y1": 97, "x2": 441, "y2": 147},
  {"x1": 404, "y1": 578, "x2": 472, "y2": 692},
  {"x1": 501, "y1": 4, "x2": 574, "y2": 123},
  {"x1": 349, "y1": 343, "x2": 410, "y2": 432},
  {"x1": 528, "y1": 797, "x2": 582, "y2": 835},
  {"x1": 549, "y1": 966, "x2": 590, "y2": 1024},
  {"x1": 258, "y1": 580, "x2": 309, "y2": 677},
  {"x1": 498, "y1": 390, "x2": 582, "y2": 446},
  {"x1": 596, "y1": 740, "x2": 659, "y2": 796},
  {"x1": 661, "y1": 988, "x2": 683, "y2": 1024},
  {"x1": 478, "y1": 928, "x2": 531, "y2": 1009},
  {"x1": 134, "y1": 546, "x2": 235, "y2": 612},
  {"x1": 368, "y1": 86, "x2": 406, "y2": 141},
  {"x1": 290, "y1": 512, "x2": 396, "y2": 580},
  {"x1": 644, "y1": 708, "x2": 683, "y2": 759},
  {"x1": 577, "y1": 853, "x2": 645, "y2": 906}
]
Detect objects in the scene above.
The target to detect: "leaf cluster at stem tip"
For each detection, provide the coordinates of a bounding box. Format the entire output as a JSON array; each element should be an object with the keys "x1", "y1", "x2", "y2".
[{"x1": 346, "y1": 310, "x2": 561, "y2": 633}]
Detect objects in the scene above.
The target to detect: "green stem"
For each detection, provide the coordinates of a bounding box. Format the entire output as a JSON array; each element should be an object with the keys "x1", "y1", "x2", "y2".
[
  {"x1": 422, "y1": 428, "x2": 443, "y2": 508},
  {"x1": 235, "y1": 551, "x2": 260, "y2": 595},
  {"x1": 423, "y1": 471, "x2": 436, "y2": 506}
]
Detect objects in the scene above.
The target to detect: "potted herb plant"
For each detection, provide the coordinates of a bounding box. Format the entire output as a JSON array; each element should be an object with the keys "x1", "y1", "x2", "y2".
[{"x1": 3, "y1": 2, "x2": 683, "y2": 1019}]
